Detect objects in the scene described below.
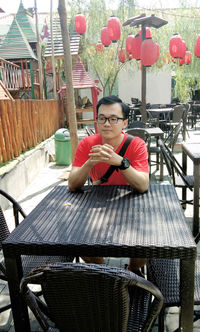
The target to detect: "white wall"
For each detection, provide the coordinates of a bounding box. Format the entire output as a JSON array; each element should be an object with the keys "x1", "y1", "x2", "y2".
[{"x1": 118, "y1": 64, "x2": 171, "y2": 104}]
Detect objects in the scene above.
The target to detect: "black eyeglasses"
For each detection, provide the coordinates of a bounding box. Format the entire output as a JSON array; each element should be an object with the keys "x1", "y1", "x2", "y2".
[{"x1": 96, "y1": 115, "x2": 125, "y2": 125}]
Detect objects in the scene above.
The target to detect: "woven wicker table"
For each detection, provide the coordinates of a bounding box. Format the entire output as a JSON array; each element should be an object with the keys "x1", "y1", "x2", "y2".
[
  {"x1": 3, "y1": 184, "x2": 196, "y2": 332},
  {"x1": 182, "y1": 142, "x2": 200, "y2": 236}
]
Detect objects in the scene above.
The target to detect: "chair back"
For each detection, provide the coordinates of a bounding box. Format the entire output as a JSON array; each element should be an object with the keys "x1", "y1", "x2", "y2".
[
  {"x1": 0, "y1": 189, "x2": 26, "y2": 249},
  {"x1": 20, "y1": 263, "x2": 163, "y2": 332},
  {"x1": 172, "y1": 105, "x2": 185, "y2": 122},
  {"x1": 85, "y1": 126, "x2": 95, "y2": 136},
  {"x1": 127, "y1": 120, "x2": 145, "y2": 129},
  {"x1": 126, "y1": 128, "x2": 146, "y2": 141},
  {"x1": 167, "y1": 122, "x2": 182, "y2": 151},
  {"x1": 0, "y1": 207, "x2": 10, "y2": 248},
  {"x1": 158, "y1": 140, "x2": 193, "y2": 190}
]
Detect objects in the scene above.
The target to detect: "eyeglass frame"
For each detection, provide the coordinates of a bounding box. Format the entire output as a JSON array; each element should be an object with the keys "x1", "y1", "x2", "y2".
[{"x1": 96, "y1": 115, "x2": 125, "y2": 125}]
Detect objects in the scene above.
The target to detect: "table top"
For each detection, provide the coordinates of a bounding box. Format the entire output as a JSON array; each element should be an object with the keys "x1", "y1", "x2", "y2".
[
  {"x1": 144, "y1": 127, "x2": 164, "y2": 136},
  {"x1": 148, "y1": 108, "x2": 173, "y2": 114},
  {"x1": 3, "y1": 184, "x2": 196, "y2": 259},
  {"x1": 182, "y1": 142, "x2": 200, "y2": 163}
]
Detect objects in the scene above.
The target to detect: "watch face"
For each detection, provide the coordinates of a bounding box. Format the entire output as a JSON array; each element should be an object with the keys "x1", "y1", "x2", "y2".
[
  {"x1": 120, "y1": 157, "x2": 130, "y2": 170},
  {"x1": 123, "y1": 158, "x2": 130, "y2": 168}
]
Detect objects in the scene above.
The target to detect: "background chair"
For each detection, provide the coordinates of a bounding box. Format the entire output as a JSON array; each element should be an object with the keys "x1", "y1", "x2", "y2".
[
  {"x1": 148, "y1": 122, "x2": 182, "y2": 178},
  {"x1": 157, "y1": 139, "x2": 196, "y2": 206},
  {"x1": 0, "y1": 189, "x2": 73, "y2": 313},
  {"x1": 147, "y1": 232, "x2": 200, "y2": 332},
  {"x1": 85, "y1": 126, "x2": 95, "y2": 136},
  {"x1": 125, "y1": 127, "x2": 151, "y2": 151},
  {"x1": 165, "y1": 104, "x2": 185, "y2": 133},
  {"x1": 127, "y1": 120, "x2": 146, "y2": 129},
  {"x1": 20, "y1": 262, "x2": 163, "y2": 332}
]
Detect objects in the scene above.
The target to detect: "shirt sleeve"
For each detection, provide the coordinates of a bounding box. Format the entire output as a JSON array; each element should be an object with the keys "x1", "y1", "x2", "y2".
[
  {"x1": 72, "y1": 137, "x2": 90, "y2": 167},
  {"x1": 126, "y1": 137, "x2": 149, "y2": 173}
]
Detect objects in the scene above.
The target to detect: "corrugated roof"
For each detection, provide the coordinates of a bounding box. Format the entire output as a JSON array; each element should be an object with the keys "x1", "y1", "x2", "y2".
[
  {"x1": 44, "y1": 16, "x2": 80, "y2": 57},
  {"x1": 59, "y1": 57, "x2": 101, "y2": 92},
  {"x1": 72, "y1": 56, "x2": 96, "y2": 89},
  {"x1": 0, "y1": 18, "x2": 37, "y2": 60},
  {"x1": 16, "y1": 2, "x2": 36, "y2": 43}
]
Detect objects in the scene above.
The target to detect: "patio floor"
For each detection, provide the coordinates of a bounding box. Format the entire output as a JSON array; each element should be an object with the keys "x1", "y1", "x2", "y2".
[{"x1": 0, "y1": 123, "x2": 200, "y2": 331}]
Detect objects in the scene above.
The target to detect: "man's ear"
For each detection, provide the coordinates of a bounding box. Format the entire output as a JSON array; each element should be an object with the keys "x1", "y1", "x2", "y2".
[{"x1": 123, "y1": 119, "x2": 128, "y2": 129}]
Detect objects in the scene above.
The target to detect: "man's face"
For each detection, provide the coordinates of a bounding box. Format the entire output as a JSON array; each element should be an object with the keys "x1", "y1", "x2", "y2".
[{"x1": 97, "y1": 103, "x2": 128, "y2": 140}]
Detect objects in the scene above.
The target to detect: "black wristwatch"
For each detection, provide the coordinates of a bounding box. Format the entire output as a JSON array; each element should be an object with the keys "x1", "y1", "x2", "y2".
[{"x1": 119, "y1": 157, "x2": 130, "y2": 170}]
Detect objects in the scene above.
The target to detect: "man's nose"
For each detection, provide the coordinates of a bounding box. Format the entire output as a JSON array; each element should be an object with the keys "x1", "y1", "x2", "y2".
[{"x1": 104, "y1": 118, "x2": 111, "y2": 125}]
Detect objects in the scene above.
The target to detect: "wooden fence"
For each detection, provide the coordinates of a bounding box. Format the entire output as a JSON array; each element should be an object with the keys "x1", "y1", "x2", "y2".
[{"x1": 0, "y1": 99, "x2": 65, "y2": 164}]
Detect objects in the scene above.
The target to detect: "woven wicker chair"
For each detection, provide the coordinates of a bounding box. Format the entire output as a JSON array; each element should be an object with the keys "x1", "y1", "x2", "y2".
[
  {"x1": 0, "y1": 189, "x2": 73, "y2": 313},
  {"x1": 157, "y1": 139, "x2": 198, "y2": 206},
  {"x1": 20, "y1": 262, "x2": 163, "y2": 332},
  {"x1": 142, "y1": 122, "x2": 181, "y2": 179},
  {"x1": 147, "y1": 232, "x2": 200, "y2": 332}
]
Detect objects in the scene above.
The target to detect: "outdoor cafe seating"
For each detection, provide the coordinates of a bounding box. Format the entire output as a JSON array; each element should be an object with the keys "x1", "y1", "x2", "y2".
[
  {"x1": 157, "y1": 139, "x2": 195, "y2": 206},
  {"x1": 0, "y1": 189, "x2": 73, "y2": 314},
  {"x1": 20, "y1": 262, "x2": 163, "y2": 332}
]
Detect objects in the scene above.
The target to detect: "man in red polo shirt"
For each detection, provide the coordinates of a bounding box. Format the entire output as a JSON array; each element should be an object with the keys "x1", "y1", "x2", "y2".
[{"x1": 68, "y1": 96, "x2": 149, "y2": 273}]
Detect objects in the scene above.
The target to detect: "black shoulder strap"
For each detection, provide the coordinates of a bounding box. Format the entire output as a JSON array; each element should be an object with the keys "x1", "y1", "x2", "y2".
[{"x1": 94, "y1": 135, "x2": 134, "y2": 185}]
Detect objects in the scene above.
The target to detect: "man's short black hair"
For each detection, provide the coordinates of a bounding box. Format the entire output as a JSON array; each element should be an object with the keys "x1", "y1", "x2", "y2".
[{"x1": 96, "y1": 95, "x2": 130, "y2": 119}]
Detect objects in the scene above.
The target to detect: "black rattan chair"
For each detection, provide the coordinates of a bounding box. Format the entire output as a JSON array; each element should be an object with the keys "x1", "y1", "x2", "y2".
[
  {"x1": 127, "y1": 121, "x2": 146, "y2": 129},
  {"x1": 157, "y1": 139, "x2": 197, "y2": 206},
  {"x1": 148, "y1": 122, "x2": 182, "y2": 177},
  {"x1": 20, "y1": 262, "x2": 163, "y2": 332},
  {"x1": 85, "y1": 126, "x2": 95, "y2": 136},
  {"x1": 125, "y1": 128, "x2": 151, "y2": 152},
  {"x1": 147, "y1": 232, "x2": 200, "y2": 332},
  {"x1": 0, "y1": 189, "x2": 73, "y2": 313}
]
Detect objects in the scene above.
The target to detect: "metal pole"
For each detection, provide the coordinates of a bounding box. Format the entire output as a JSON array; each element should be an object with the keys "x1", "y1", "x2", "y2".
[{"x1": 141, "y1": 24, "x2": 147, "y2": 122}]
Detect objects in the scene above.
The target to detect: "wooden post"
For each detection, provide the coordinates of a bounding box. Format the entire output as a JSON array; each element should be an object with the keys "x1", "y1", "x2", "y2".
[
  {"x1": 30, "y1": 60, "x2": 35, "y2": 99},
  {"x1": 34, "y1": 0, "x2": 44, "y2": 99},
  {"x1": 50, "y1": 0, "x2": 57, "y2": 99},
  {"x1": 58, "y1": 0, "x2": 78, "y2": 161}
]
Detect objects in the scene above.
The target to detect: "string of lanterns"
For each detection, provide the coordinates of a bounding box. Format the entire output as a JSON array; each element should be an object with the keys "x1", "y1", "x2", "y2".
[{"x1": 74, "y1": 13, "x2": 199, "y2": 68}]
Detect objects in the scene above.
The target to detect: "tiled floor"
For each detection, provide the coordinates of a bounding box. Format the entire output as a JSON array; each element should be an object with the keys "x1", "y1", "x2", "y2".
[{"x1": 0, "y1": 123, "x2": 200, "y2": 331}]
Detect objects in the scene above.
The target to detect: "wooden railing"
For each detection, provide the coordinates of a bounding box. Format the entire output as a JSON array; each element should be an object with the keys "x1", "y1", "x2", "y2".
[
  {"x1": 0, "y1": 99, "x2": 65, "y2": 164},
  {"x1": 0, "y1": 57, "x2": 39, "y2": 90},
  {"x1": 0, "y1": 57, "x2": 23, "y2": 89}
]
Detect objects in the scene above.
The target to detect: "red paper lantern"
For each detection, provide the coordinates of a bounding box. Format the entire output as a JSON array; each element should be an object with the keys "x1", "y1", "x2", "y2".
[
  {"x1": 141, "y1": 38, "x2": 158, "y2": 67},
  {"x1": 118, "y1": 48, "x2": 126, "y2": 63},
  {"x1": 126, "y1": 34, "x2": 134, "y2": 54},
  {"x1": 101, "y1": 27, "x2": 111, "y2": 47},
  {"x1": 182, "y1": 40, "x2": 187, "y2": 57},
  {"x1": 194, "y1": 35, "x2": 200, "y2": 57},
  {"x1": 185, "y1": 51, "x2": 192, "y2": 65},
  {"x1": 179, "y1": 57, "x2": 185, "y2": 66},
  {"x1": 155, "y1": 42, "x2": 160, "y2": 62},
  {"x1": 96, "y1": 42, "x2": 104, "y2": 53},
  {"x1": 169, "y1": 34, "x2": 186, "y2": 58},
  {"x1": 107, "y1": 16, "x2": 121, "y2": 42},
  {"x1": 132, "y1": 34, "x2": 141, "y2": 60},
  {"x1": 74, "y1": 14, "x2": 86, "y2": 34},
  {"x1": 138, "y1": 27, "x2": 152, "y2": 39}
]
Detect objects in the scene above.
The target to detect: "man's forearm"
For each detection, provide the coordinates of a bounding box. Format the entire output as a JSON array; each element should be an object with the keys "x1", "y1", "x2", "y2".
[
  {"x1": 120, "y1": 166, "x2": 149, "y2": 193},
  {"x1": 68, "y1": 161, "x2": 92, "y2": 191}
]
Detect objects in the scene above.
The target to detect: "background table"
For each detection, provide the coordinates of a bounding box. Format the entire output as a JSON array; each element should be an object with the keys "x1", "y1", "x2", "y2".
[
  {"x1": 182, "y1": 142, "x2": 200, "y2": 235},
  {"x1": 148, "y1": 108, "x2": 173, "y2": 127},
  {"x1": 144, "y1": 127, "x2": 164, "y2": 180},
  {"x1": 3, "y1": 184, "x2": 196, "y2": 332}
]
